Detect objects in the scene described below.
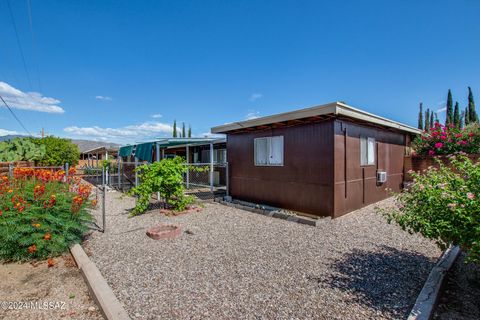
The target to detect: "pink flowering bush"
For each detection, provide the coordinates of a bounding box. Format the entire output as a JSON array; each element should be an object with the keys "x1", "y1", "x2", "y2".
[
  {"x1": 381, "y1": 155, "x2": 480, "y2": 263},
  {"x1": 412, "y1": 123, "x2": 480, "y2": 156}
]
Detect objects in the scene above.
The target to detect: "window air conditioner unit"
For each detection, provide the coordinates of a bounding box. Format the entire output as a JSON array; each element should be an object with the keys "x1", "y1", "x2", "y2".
[{"x1": 377, "y1": 171, "x2": 387, "y2": 183}]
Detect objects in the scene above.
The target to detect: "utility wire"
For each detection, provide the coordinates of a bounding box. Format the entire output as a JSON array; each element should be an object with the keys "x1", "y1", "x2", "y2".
[
  {"x1": 0, "y1": 94, "x2": 32, "y2": 136},
  {"x1": 6, "y1": 0, "x2": 33, "y2": 90},
  {"x1": 26, "y1": 0, "x2": 42, "y2": 91}
]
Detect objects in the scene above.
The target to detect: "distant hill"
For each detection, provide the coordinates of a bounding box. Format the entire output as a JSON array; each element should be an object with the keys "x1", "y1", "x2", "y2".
[
  {"x1": 0, "y1": 134, "x2": 27, "y2": 141},
  {"x1": 0, "y1": 135, "x2": 120, "y2": 153}
]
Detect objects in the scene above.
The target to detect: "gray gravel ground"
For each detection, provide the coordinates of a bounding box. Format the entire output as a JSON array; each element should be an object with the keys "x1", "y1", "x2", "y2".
[{"x1": 84, "y1": 191, "x2": 441, "y2": 320}]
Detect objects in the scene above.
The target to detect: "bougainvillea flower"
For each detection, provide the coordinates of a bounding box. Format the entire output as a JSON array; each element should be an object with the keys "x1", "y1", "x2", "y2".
[{"x1": 434, "y1": 142, "x2": 443, "y2": 149}]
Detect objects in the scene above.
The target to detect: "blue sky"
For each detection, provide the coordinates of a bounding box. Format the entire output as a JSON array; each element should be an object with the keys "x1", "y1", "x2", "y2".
[{"x1": 0, "y1": 0, "x2": 479, "y2": 143}]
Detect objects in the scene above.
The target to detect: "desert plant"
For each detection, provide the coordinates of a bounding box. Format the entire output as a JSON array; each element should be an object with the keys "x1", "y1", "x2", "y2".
[
  {"x1": 381, "y1": 155, "x2": 480, "y2": 263},
  {"x1": 129, "y1": 157, "x2": 193, "y2": 216},
  {"x1": 0, "y1": 138, "x2": 46, "y2": 162}
]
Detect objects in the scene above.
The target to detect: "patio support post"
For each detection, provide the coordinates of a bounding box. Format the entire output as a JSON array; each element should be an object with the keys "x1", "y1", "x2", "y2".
[
  {"x1": 226, "y1": 162, "x2": 229, "y2": 197},
  {"x1": 186, "y1": 144, "x2": 190, "y2": 189},
  {"x1": 210, "y1": 142, "x2": 214, "y2": 192},
  {"x1": 161, "y1": 148, "x2": 165, "y2": 159},
  {"x1": 96, "y1": 153, "x2": 99, "y2": 168}
]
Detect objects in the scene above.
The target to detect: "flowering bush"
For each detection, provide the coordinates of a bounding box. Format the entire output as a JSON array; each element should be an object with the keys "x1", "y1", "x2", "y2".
[
  {"x1": 381, "y1": 155, "x2": 480, "y2": 263},
  {"x1": 412, "y1": 123, "x2": 480, "y2": 156},
  {"x1": 0, "y1": 169, "x2": 94, "y2": 261}
]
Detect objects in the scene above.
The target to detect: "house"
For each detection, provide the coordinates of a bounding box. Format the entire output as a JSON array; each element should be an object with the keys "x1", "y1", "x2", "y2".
[{"x1": 211, "y1": 102, "x2": 420, "y2": 218}]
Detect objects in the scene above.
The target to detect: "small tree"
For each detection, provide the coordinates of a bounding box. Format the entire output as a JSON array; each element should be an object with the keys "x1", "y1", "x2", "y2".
[
  {"x1": 468, "y1": 87, "x2": 478, "y2": 123},
  {"x1": 381, "y1": 155, "x2": 480, "y2": 263},
  {"x1": 418, "y1": 103, "x2": 424, "y2": 130},
  {"x1": 173, "y1": 120, "x2": 177, "y2": 138},
  {"x1": 425, "y1": 108, "x2": 430, "y2": 131},
  {"x1": 453, "y1": 101, "x2": 460, "y2": 128},
  {"x1": 182, "y1": 122, "x2": 186, "y2": 138},
  {"x1": 446, "y1": 89, "x2": 453, "y2": 125},
  {"x1": 129, "y1": 157, "x2": 193, "y2": 216},
  {"x1": 430, "y1": 111, "x2": 434, "y2": 130},
  {"x1": 188, "y1": 126, "x2": 192, "y2": 138}
]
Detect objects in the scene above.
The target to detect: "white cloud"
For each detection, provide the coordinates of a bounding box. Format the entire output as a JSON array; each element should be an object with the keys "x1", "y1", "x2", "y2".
[
  {"x1": 0, "y1": 128, "x2": 19, "y2": 136},
  {"x1": 437, "y1": 107, "x2": 447, "y2": 113},
  {"x1": 245, "y1": 109, "x2": 260, "y2": 120},
  {"x1": 249, "y1": 93, "x2": 263, "y2": 102},
  {"x1": 151, "y1": 114, "x2": 162, "y2": 119},
  {"x1": 95, "y1": 95, "x2": 112, "y2": 101},
  {"x1": 63, "y1": 121, "x2": 174, "y2": 143},
  {"x1": 0, "y1": 81, "x2": 65, "y2": 113}
]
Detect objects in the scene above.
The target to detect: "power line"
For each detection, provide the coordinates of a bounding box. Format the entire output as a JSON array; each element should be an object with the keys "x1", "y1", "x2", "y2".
[
  {"x1": 26, "y1": 0, "x2": 42, "y2": 91},
  {"x1": 6, "y1": 0, "x2": 33, "y2": 90},
  {"x1": 0, "y1": 94, "x2": 32, "y2": 136}
]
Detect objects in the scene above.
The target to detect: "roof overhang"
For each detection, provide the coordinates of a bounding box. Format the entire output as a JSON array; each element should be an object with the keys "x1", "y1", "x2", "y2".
[
  {"x1": 211, "y1": 102, "x2": 421, "y2": 135},
  {"x1": 81, "y1": 146, "x2": 119, "y2": 154}
]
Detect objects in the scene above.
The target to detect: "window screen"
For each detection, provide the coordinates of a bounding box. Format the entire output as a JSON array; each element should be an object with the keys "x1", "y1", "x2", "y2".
[
  {"x1": 254, "y1": 136, "x2": 284, "y2": 166},
  {"x1": 360, "y1": 136, "x2": 375, "y2": 165}
]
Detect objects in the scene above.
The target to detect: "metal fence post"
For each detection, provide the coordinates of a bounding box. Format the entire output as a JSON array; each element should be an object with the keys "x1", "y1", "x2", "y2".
[
  {"x1": 186, "y1": 144, "x2": 190, "y2": 189},
  {"x1": 102, "y1": 166, "x2": 106, "y2": 233},
  {"x1": 117, "y1": 157, "x2": 121, "y2": 190},
  {"x1": 8, "y1": 163, "x2": 13, "y2": 178},
  {"x1": 226, "y1": 162, "x2": 229, "y2": 197},
  {"x1": 65, "y1": 163, "x2": 69, "y2": 181},
  {"x1": 134, "y1": 157, "x2": 139, "y2": 187},
  {"x1": 156, "y1": 143, "x2": 160, "y2": 201},
  {"x1": 210, "y1": 143, "x2": 214, "y2": 192}
]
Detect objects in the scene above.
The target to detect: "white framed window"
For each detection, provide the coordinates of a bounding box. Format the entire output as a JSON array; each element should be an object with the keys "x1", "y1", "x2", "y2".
[
  {"x1": 360, "y1": 136, "x2": 375, "y2": 166},
  {"x1": 254, "y1": 136, "x2": 284, "y2": 166}
]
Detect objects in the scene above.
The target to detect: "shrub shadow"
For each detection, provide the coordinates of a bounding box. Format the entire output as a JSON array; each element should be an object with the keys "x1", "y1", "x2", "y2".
[{"x1": 312, "y1": 245, "x2": 436, "y2": 319}]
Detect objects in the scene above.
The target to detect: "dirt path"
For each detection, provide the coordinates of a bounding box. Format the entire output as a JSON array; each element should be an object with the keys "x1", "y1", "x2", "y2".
[{"x1": 0, "y1": 254, "x2": 103, "y2": 320}]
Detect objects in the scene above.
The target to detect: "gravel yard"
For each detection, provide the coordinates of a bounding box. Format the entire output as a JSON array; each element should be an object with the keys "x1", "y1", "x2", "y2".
[
  {"x1": 85, "y1": 190, "x2": 441, "y2": 320},
  {"x1": 0, "y1": 255, "x2": 103, "y2": 320}
]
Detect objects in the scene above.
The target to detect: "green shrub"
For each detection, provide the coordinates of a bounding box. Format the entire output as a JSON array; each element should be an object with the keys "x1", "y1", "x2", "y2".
[
  {"x1": 381, "y1": 155, "x2": 480, "y2": 263},
  {"x1": 129, "y1": 157, "x2": 193, "y2": 216},
  {"x1": 33, "y1": 136, "x2": 80, "y2": 166},
  {"x1": 0, "y1": 174, "x2": 93, "y2": 261}
]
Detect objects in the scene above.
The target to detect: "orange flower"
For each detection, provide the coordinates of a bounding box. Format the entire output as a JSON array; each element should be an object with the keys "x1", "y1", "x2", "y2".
[
  {"x1": 28, "y1": 244, "x2": 37, "y2": 253},
  {"x1": 43, "y1": 233, "x2": 51, "y2": 240},
  {"x1": 32, "y1": 223, "x2": 41, "y2": 228},
  {"x1": 7, "y1": 189, "x2": 13, "y2": 193},
  {"x1": 47, "y1": 258, "x2": 55, "y2": 267}
]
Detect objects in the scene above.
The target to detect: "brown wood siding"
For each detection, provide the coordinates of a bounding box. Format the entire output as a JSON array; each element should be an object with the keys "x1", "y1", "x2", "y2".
[
  {"x1": 227, "y1": 120, "x2": 335, "y2": 216},
  {"x1": 333, "y1": 120, "x2": 406, "y2": 218}
]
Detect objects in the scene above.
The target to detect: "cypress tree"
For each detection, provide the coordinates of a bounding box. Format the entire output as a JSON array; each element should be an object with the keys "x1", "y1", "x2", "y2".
[
  {"x1": 418, "y1": 103, "x2": 424, "y2": 130},
  {"x1": 182, "y1": 122, "x2": 186, "y2": 138},
  {"x1": 429, "y1": 111, "x2": 434, "y2": 130},
  {"x1": 460, "y1": 111, "x2": 465, "y2": 129},
  {"x1": 468, "y1": 87, "x2": 478, "y2": 123},
  {"x1": 465, "y1": 107, "x2": 470, "y2": 125},
  {"x1": 188, "y1": 126, "x2": 192, "y2": 138},
  {"x1": 173, "y1": 120, "x2": 177, "y2": 137},
  {"x1": 453, "y1": 102, "x2": 460, "y2": 127},
  {"x1": 434, "y1": 112, "x2": 439, "y2": 125},
  {"x1": 446, "y1": 89, "x2": 453, "y2": 125},
  {"x1": 425, "y1": 108, "x2": 430, "y2": 132}
]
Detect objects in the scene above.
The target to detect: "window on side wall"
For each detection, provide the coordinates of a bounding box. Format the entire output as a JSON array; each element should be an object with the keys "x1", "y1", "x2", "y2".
[
  {"x1": 360, "y1": 136, "x2": 375, "y2": 166},
  {"x1": 254, "y1": 136, "x2": 284, "y2": 166}
]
